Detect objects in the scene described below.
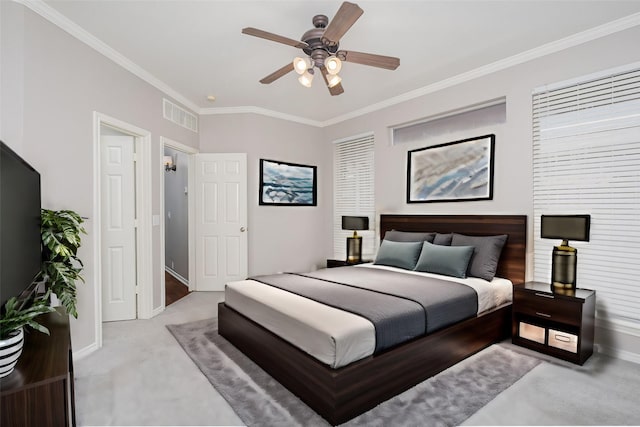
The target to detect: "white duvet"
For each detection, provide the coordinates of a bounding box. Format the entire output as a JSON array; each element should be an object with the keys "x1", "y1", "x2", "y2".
[{"x1": 224, "y1": 264, "x2": 512, "y2": 368}]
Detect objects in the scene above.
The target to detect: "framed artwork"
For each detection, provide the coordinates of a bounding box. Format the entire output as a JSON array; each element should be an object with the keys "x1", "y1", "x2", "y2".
[
  {"x1": 259, "y1": 159, "x2": 317, "y2": 206},
  {"x1": 407, "y1": 134, "x2": 495, "y2": 203}
]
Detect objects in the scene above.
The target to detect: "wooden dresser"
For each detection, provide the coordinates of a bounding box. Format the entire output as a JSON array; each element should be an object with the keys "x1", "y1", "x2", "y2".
[{"x1": 1, "y1": 308, "x2": 76, "y2": 426}]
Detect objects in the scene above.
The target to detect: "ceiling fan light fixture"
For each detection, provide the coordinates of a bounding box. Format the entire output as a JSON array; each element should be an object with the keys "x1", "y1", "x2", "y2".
[
  {"x1": 293, "y1": 57, "x2": 310, "y2": 75},
  {"x1": 298, "y1": 69, "x2": 314, "y2": 87},
  {"x1": 326, "y1": 73, "x2": 342, "y2": 88},
  {"x1": 325, "y1": 56, "x2": 342, "y2": 75}
]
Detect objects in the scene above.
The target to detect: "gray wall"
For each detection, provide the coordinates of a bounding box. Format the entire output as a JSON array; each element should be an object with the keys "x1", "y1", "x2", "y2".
[
  {"x1": 1, "y1": 2, "x2": 199, "y2": 353},
  {"x1": 199, "y1": 113, "x2": 333, "y2": 276},
  {"x1": 163, "y1": 147, "x2": 189, "y2": 281},
  {"x1": 3, "y1": 0, "x2": 640, "y2": 360}
]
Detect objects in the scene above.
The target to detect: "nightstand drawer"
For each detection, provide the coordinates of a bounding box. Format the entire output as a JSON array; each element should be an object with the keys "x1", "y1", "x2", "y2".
[{"x1": 514, "y1": 291, "x2": 582, "y2": 326}]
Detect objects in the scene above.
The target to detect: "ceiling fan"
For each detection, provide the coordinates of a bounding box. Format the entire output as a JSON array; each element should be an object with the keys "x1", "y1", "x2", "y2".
[{"x1": 242, "y1": 1, "x2": 400, "y2": 96}]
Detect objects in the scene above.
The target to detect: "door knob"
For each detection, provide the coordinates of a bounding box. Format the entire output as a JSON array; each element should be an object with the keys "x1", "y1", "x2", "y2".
[{"x1": 240, "y1": 227, "x2": 246, "y2": 232}]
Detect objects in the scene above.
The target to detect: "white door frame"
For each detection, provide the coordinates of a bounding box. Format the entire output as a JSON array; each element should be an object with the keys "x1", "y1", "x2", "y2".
[
  {"x1": 160, "y1": 137, "x2": 198, "y2": 310},
  {"x1": 93, "y1": 112, "x2": 153, "y2": 348}
]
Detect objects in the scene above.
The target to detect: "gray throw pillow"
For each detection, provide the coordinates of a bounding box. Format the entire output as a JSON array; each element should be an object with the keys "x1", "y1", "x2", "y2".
[
  {"x1": 414, "y1": 241, "x2": 475, "y2": 278},
  {"x1": 433, "y1": 233, "x2": 453, "y2": 245},
  {"x1": 384, "y1": 230, "x2": 436, "y2": 243},
  {"x1": 374, "y1": 240, "x2": 423, "y2": 270},
  {"x1": 451, "y1": 233, "x2": 508, "y2": 281}
]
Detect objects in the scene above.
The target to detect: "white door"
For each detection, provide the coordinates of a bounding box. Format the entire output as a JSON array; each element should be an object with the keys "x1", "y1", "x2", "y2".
[
  {"x1": 194, "y1": 153, "x2": 248, "y2": 291},
  {"x1": 101, "y1": 135, "x2": 137, "y2": 321}
]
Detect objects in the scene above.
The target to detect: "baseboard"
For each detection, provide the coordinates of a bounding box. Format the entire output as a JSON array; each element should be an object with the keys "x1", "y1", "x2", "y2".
[
  {"x1": 73, "y1": 341, "x2": 99, "y2": 361},
  {"x1": 152, "y1": 305, "x2": 165, "y2": 317},
  {"x1": 595, "y1": 317, "x2": 640, "y2": 364},
  {"x1": 165, "y1": 266, "x2": 189, "y2": 286}
]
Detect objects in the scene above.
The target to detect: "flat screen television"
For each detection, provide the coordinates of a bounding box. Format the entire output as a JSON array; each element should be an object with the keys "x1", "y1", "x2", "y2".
[{"x1": 1, "y1": 141, "x2": 42, "y2": 310}]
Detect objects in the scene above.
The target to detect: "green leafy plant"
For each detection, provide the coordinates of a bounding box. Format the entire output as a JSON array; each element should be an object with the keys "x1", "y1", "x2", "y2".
[
  {"x1": 39, "y1": 209, "x2": 87, "y2": 318},
  {"x1": 0, "y1": 293, "x2": 55, "y2": 340}
]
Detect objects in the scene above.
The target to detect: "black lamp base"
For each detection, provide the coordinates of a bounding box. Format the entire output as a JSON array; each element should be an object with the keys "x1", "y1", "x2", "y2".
[
  {"x1": 346, "y1": 236, "x2": 362, "y2": 263},
  {"x1": 551, "y1": 245, "x2": 577, "y2": 290}
]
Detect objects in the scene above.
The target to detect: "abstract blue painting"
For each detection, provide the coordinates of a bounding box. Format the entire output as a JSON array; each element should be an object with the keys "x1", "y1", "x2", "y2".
[
  {"x1": 259, "y1": 159, "x2": 317, "y2": 206},
  {"x1": 407, "y1": 135, "x2": 495, "y2": 203}
]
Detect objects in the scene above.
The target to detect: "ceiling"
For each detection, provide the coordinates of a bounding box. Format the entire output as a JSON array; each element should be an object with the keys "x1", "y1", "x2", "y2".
[{"x1": 42, "y1": 1, "x2": 640, "y2": 124}]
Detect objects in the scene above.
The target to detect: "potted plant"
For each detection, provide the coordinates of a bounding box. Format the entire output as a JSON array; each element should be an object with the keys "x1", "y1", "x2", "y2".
[
  {"x1": 38, "y1": 209, "x2": 86, "y2": 318},
  {"x1": 0, "y1": 293, "x2": 55, "y2": 378}
]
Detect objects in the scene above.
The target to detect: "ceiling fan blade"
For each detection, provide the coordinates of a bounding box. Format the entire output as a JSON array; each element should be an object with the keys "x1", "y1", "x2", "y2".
[
  {"x1": 321, "y1": 2, "x2": 364, "y2": 47},
  {"x1": 320, "y1": 66, "x2": 345, "y2": 96},
  {"x1": 337, "y1": 50, "x2": 400, "y2": 70},
  {"x1": 260, "y1": 63, "x2": 295, "y2": 84},
  {"x1": 242, "y1": 27, "x2": 308, "y2": 49}
]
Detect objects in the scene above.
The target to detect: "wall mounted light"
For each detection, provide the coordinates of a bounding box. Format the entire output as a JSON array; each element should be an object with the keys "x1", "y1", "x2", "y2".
[{"x1": 164, "y1": 155, "x2": 177, "y2": 172}]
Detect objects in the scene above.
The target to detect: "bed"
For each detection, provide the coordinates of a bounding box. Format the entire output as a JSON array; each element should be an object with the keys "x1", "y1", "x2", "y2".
[{"x1": 218, "y1": 214, "x2": 527, "y2": 425}]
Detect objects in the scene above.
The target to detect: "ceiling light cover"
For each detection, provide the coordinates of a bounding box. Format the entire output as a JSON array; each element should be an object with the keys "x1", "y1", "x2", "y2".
[
  {"x1": 298, "y1": 70, "x2": 314, "y2": 87},
  {"x1": 326, "y1": 74, "x2": 342, "y2": 88},
  {"x1": 325, "y1": 56, "x2": 342, "y2": 75},
  {"x1": 293, "y1": 57, "x2": 310, "y2": 75}
]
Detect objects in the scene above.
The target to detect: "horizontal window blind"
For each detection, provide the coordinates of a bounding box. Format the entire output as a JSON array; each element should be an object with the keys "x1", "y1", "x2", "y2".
[
  {"x1": 333, "y1": 134, "x2": 375, "y2": 260},
  {"x1": 532, "y1": 66, "x2": 640, "y2": 324}
]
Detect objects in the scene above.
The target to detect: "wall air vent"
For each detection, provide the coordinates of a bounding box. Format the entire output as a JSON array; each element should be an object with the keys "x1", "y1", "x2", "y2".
[{"x1": 163, "y1": 98, "x2": 198, "y2": 133}]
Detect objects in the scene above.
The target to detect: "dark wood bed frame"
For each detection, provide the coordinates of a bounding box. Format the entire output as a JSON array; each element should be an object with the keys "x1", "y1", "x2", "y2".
[{"x1": 218, "y1": 214, "x2": 527, "y2": 425}]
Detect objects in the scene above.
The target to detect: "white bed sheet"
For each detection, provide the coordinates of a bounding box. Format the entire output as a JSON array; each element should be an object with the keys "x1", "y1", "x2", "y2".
[{"x1": 224, "y1": 265, "x2": 512, "y2": 368}]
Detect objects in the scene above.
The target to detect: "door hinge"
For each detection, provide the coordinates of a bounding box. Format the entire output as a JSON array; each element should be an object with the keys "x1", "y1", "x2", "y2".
[
  {"x1": 134, "y1": 219, "x2": 139, "y2": 228},
  {"x1": 132, "y1": 153, "x2": 138, "y2": 162},
  {"x1": 135, "y1": 285, "x2": 140, "y2": 295}
]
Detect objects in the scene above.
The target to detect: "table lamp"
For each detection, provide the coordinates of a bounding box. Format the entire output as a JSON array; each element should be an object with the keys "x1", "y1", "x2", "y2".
[
  {"x1": 541, "y1": 214, "x2": 590, "y2": 291},
  {"x1": 342, "y1": 216, "x2": 369, "y2": 263}
]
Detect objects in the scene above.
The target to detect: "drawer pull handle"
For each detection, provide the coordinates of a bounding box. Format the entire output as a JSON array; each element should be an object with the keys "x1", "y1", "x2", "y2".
[
  {"x1": 536, "y1": 312, "x2": 551, "y2": 318},
  {"x1": 554, "y1": 334, "x2": 571, "y2": 343},
  {"x1": 534, "y1": 293, "x2": 555, "y2": 299}
]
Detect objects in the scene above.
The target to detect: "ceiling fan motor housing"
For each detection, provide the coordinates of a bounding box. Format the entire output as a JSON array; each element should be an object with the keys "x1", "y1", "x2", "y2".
[{"x1": 302, "y1": 14, "x2": 339, "y2": 65}]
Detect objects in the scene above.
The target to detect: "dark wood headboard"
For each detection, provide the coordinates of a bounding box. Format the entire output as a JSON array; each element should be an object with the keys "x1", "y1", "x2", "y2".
[{"x1": 380, "y1": 214, "x2": 527, "y2": 284}]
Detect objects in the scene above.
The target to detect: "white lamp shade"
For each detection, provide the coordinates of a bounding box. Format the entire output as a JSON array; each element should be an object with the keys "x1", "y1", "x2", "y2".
[
  {"x1": 163, "y1": 155, "x2": 173, "y2": 167},
  {"x1": 326, "y1": 74, "x2": 342, "y2": 88},
  {"x1": 293, "y1": 57, "x2": 310, "y2": 75},
  {"x1": 298, "y1": 70, "x2": 314, "y2": 87},
  {"x1": 325, "y1": 56, "x2": 342, "y2": 75}
]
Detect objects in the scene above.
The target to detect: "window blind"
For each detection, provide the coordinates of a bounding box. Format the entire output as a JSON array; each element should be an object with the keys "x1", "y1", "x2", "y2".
[
  {"x1": 333, "y1": 134, "x2": 375, "y2": 260},
  {"x1": 532, "y1": 66, "x2": 640, "y2": 324}
]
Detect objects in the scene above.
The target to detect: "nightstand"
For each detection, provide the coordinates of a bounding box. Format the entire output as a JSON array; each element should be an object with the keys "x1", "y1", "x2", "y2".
[
  {"x1": 512, "y1": 281, "x2": 595, "y2": 365},
  {"x1": 326, "y1": 259, "x2": 372, "y2": 268}
]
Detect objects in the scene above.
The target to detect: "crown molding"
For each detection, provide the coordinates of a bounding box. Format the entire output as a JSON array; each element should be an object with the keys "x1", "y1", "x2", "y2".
[
  {"x1": 321, "y1": 11, "x2": 640, "y2": 127},
  {"x1": 16, "y1": 0, "x2": 200, "y2": 114},
  {"x1": 199, "y1": 106, "x2": 323, "y2": 127},
  {"x1": 15, "y1": 0, "x2": 640, "y2": 128}
]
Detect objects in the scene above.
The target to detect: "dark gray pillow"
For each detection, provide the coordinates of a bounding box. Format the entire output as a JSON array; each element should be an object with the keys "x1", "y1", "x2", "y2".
[
  {"x1": 374, "y1": 240, "x2": 423, "y2": 270},
  {"x1": 433, "y1": 233, "x2": 453, "y2": 245},
  {"x1": 414, "y1": 241, "x2": 475, "y2": 278},
  {"x1": 384, "y1": 230, "x2": 435, "y2": 243},
  {"x1": 451, "y1": 233, "x2": 508, "y2": 281}
]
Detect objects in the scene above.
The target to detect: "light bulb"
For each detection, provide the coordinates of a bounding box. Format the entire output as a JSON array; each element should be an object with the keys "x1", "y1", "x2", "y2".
[
  {"x1": 298, "y1": 70, "x2": 314, "y2": 88},
  {"x1": 293, "y1": 57, "x2": 309, "y2": 75},
  {"x1": 325, "y1": 56, "x2": 342, "y2": 75},
  {"x1": 326, "y1": 74, "x2": 342, "y2": 88}
]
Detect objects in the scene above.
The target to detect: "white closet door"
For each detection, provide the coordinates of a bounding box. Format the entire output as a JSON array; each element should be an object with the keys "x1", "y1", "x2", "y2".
[{"x1": 194, "y1": 153, "x2": 247, "y2": 291}]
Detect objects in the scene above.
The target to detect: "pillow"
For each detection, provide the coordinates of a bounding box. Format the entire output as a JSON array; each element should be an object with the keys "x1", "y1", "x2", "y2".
[
  {"x1": 374, "y1": 240, "x2": 423, "y2": 270},
  {"x1": 383, "y1": 230, "x2": 435, "y2": 243},
  {"x1": 433, "y1": 233, "x2": 453, "y2": 246},
  {"x1": 414, "y1": 241, "x2": 475, "y2": 278},
  {"x1": 451, "y1": 233, "x2": 508, "y2": 281}
]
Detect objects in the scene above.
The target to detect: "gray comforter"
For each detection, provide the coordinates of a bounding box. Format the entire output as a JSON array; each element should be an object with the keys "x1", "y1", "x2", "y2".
[{"x1": 250, "y1": 266, "x2": 478, "y2": 353}]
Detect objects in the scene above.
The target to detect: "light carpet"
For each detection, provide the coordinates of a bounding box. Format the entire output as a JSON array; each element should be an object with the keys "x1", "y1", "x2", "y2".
[{"x1": 167, "y1": 317, "x2": 540, "y2": 427}]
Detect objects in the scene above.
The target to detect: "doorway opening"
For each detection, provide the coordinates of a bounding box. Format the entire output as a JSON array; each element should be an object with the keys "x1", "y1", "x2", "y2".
[
  {"x1": 93, "y1": 112, "x2": 153, "y2": 348},
  {"x1": 160, "y1": 137, "x2": 197, "y2": 307}
]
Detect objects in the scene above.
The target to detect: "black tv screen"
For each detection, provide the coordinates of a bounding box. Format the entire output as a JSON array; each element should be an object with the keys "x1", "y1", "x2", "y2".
[{"x1": 1, "y1": 141, "x2": 42, "y2": 309}]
